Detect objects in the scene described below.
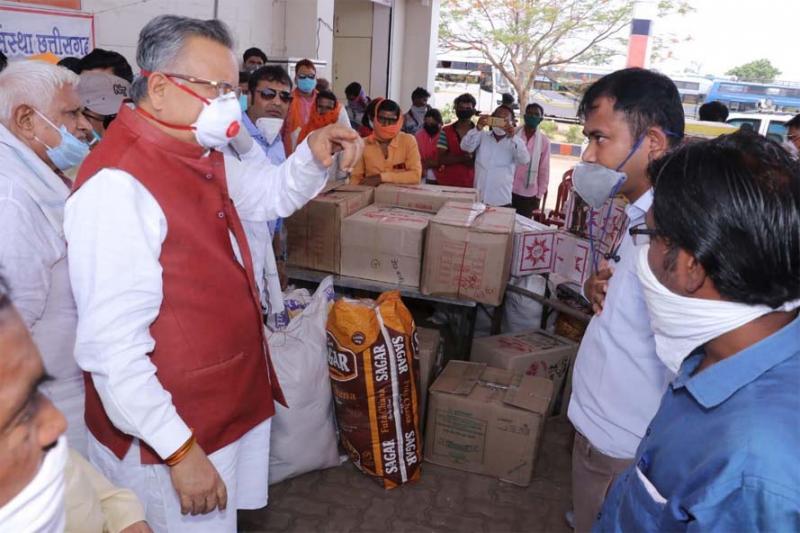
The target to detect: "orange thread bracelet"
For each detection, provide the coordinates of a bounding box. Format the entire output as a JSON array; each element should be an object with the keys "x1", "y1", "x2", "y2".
[{"x1": 165, "y1": 430, "x2": 196, "y2": 467}]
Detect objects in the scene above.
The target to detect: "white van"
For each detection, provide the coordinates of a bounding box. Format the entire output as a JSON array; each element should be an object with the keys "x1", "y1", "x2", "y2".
[{"x1": 726, "y1": 112, "x2": 792, "y2": 143}]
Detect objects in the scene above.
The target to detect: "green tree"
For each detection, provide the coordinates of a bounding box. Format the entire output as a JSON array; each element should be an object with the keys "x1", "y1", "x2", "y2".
[
  {"x1": 439, "y1": 0, "x2": 692, "y2": 110},
  {"x1": 726, "y1": 59, "x2": 782, "y2": 83}
]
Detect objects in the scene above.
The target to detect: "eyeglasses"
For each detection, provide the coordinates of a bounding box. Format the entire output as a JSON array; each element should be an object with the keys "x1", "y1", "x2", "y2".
[
  {"x1": 297, "y1": 73, "x2": 316, "y2": 80},
  {"x1": 629, "y1": 223, "x2": 661, "y2": 246},
  {"x1": 377, "y1": 115, "x2": 399, "y2": 126},
  {"x1": 163, "y1": 72, "x2": 242, "y2": 98},
  {"x1": 257, "y1": 87, "x2": 292, "y2": 103},
  {"x1": 788, "y1": 133, "x2": 800, "y2": 142}
]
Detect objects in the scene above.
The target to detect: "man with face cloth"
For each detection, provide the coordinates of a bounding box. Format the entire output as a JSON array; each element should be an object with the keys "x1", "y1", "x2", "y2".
[
  {"x1": 566, "y1": 68, "x2": 685, "y2": 533},
  {"x1": 595, "y1": 132, "x2": 800, "y2": 532},
  {"x1": 64, "y1": 15, "x2": 361, "y2": 532}
]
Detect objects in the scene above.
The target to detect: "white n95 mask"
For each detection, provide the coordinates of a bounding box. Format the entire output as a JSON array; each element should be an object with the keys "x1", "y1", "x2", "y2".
[
  {"x1": 572, "y1": 136, "x2": 646, "y2": 209},
  {"x1": 571, "y1": 162, "x2": 626, "y2": 209},
  {"x1": 636, "y1": 244, "x2": 800, "y2": 373},
  {"x1": 192, "y1": 92, "x2": 242, "y2": 150},
  {"x1": 137, "y1": 71, "x2": 243, "y2": 151}
]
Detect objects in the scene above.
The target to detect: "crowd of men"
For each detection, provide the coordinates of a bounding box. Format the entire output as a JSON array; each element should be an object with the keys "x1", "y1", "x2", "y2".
[{"x1": 0, "y1": 12, "x2": 797, "y2": 533}]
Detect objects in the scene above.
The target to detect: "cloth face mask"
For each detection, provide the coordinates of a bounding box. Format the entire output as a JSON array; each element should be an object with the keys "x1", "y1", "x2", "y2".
[
  {"x1": 636, "y1": 244, "x2": 800, "y2": 373},
  {"x1": 0, "y1": 435, "x2": 68, "y2": 532}
]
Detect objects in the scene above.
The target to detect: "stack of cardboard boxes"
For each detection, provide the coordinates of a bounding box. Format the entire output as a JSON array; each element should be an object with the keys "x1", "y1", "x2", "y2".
[
  {"x1": 286, "y1": 183, "x2": 519, "y2": 306},
  {"x1": 286, "y1": 182, "x2": 627, "y2": 293},
  {"x1": 285, "y1": 183, "x2": 374, "y2": 273}
]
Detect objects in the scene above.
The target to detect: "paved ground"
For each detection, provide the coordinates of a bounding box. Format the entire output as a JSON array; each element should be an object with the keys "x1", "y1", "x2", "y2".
[{"x1": 238, "y1": 418, "x2": 574, "y2": 533}]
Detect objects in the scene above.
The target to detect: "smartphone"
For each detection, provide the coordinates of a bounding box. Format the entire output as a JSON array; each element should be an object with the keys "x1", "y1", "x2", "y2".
[{"x1": 486, "y1": 116, "x2": 507, "y2": 128}]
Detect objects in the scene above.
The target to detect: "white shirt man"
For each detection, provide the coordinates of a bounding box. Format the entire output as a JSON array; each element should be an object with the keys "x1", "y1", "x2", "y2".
[
  {"x1": 64, "y1": 14, "x2": 362, "y2": 533},
  {"x1": 0, "y1": 60, "x2": 94, "y2": 457},
  {"x1": 460, "y1": 111, "x2": 530, "y2": 206}
]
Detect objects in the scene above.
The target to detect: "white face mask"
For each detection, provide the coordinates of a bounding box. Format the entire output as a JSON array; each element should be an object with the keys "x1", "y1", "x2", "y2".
[
  {"x1": 193, "y1": 92, "x2": 243, "y2": 150},
  {"x1": 0, "y1": 436, "x2": 67, "y2": 532},
  {"x1": 492, "y1": 126, "x2": 507, "y2": 137},
  {"x1": 572, "y1": 136, "x2": 645, "y2": 209},
  {"x1": 255, "y1": 117, "x2": 284, "y2": 145},
  {"x1": 636, "y1": 245, "x2": 800, "y2": 373},
  {"x1": 571, "y1": 162, "x2": 626, "y2": 209}
]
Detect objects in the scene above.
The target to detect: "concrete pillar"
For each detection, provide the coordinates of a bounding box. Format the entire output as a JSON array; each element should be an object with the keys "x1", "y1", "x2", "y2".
[
  {"x1": 626, "y1": 0, "x2": 656, "y2": 69},
  {"x1": 395, "y1": 0, "x2": 439, "y2": 109}
]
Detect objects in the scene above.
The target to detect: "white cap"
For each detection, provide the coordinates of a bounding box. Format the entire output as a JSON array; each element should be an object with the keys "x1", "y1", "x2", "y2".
[{"x1": 78, "y1": 71, "x2": 131, "y2": 116}]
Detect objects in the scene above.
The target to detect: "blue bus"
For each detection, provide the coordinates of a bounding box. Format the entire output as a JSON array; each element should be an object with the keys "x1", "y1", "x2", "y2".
[{"x1": 706, "y1": 80, "x2": 800, "y2": 114}]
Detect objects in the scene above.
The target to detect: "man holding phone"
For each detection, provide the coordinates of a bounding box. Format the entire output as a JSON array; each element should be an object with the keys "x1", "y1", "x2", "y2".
[{"x1": 460, "y1": 105, "x2": 529, "y2": 206}]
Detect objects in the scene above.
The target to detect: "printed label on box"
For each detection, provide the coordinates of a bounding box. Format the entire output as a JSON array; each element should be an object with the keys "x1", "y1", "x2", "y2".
[{"x1": 432, "y1": 408, "x2": 487, "y2": 465}]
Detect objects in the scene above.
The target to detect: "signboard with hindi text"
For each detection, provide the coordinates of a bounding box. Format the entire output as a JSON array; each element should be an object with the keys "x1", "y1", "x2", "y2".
[{"x1": 0, "y1": 5, "x2": 94, "y2": 60}]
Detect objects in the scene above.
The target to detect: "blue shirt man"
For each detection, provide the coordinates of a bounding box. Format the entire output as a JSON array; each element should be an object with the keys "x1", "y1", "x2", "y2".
[
  {"x1": 597, "y1": 316, "x2": 800, "y2": 532},
  {"x1": 596, "y1": 131, "x2": 800, "y2": 532},
  {"x1": 240, "y1": 65, "x2": 294, "y2": 314}
]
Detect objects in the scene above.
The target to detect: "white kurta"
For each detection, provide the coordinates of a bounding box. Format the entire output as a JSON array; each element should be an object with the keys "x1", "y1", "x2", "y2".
[
  {"x1": 64, "y1": 138, "x2": 328, "y2": 532},
  {"x1": 0, "y1": 124, "x2": 87, "y2": 456}
]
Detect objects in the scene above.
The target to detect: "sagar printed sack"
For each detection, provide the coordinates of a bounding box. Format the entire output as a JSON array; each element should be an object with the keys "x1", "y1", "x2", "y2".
[{"x1": 326, "y1": 291, "x2": 422, "y2": 489}]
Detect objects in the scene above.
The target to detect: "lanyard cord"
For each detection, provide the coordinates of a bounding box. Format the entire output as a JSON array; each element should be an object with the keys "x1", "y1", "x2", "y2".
[
  {"x1": 587, "y1": 135, "x2": 645, "y2": 273},
  {"x1": 588, "y1": 180, "x2": 623, "y2": 274}
]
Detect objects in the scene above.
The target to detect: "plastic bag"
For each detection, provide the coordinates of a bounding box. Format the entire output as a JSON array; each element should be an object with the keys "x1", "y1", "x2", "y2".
[{"x1": 267, "y1": 276, "x2": 340, "y2": 484}]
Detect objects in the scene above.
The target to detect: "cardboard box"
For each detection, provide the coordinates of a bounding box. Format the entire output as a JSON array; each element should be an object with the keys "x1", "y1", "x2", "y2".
[
  {"x1": 421, "y1": 202, "x2": 515, "y2": 305},
  {"x1": 563, "y1": 190, "x2": 628, "y2": 255},
  {"x1": 470, "y1": 329, "x2": 578, "y2": 415},
  {"x1": 286, "y1": 184, "x2": 374, "y2": 273},
  {"x1": 552, "y1": 230, "x2": 600, "y2": 287},
  {"x1": 340, "y1": 204, "x2": 433, "y2": 286},
  {"x1": 511, "y1": 215, "x2": 557, "y2": 276},
  {"x1": 375, "y1": 184, "x2": 478, "y2": 213},
  {"x1": 415, "y1": 326, "x2": 443, "y2": 433},
  {"x1": 424, "y1": 361, "x2": 553, "y2": 486}
]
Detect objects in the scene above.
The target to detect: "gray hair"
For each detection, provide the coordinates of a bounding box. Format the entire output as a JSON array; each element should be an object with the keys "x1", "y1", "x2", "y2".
[
  {"x1": 0, "y1": 61, "x2": 79, "y2": 126},
  {"x1": 131, "y1": 15, "x2": 234, "y2": 103}
]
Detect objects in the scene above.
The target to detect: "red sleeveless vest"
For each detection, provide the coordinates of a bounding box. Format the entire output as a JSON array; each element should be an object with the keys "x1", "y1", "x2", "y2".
[
  {"x1": 437, "y1": 124, "x2": 475, "y2": 188},
  {"x1": 74, "y1": 106, "x2": 285, "y2": 464}
]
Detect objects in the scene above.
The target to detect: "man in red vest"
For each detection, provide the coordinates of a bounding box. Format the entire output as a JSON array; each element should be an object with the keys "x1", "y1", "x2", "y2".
[{"x1": 64, "y1": 15, "x2": 360, "y2": 532}]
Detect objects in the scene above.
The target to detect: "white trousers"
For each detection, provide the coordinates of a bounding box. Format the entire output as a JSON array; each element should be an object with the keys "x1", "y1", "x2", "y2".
[{"x1": 88, "y1": 419, "x2": 271, "y2": 533}]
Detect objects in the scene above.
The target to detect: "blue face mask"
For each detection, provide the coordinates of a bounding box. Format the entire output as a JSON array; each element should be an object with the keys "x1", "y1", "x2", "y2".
[
  {"x1": 297, "y1": 76, "x2": 316, "y2": 94},
  {"x1": 239, "y1": 94, "x2": 249, "y2": 112},
  {"x1": 34, "y1": 110, "x2": 90, "y2": 171}
]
